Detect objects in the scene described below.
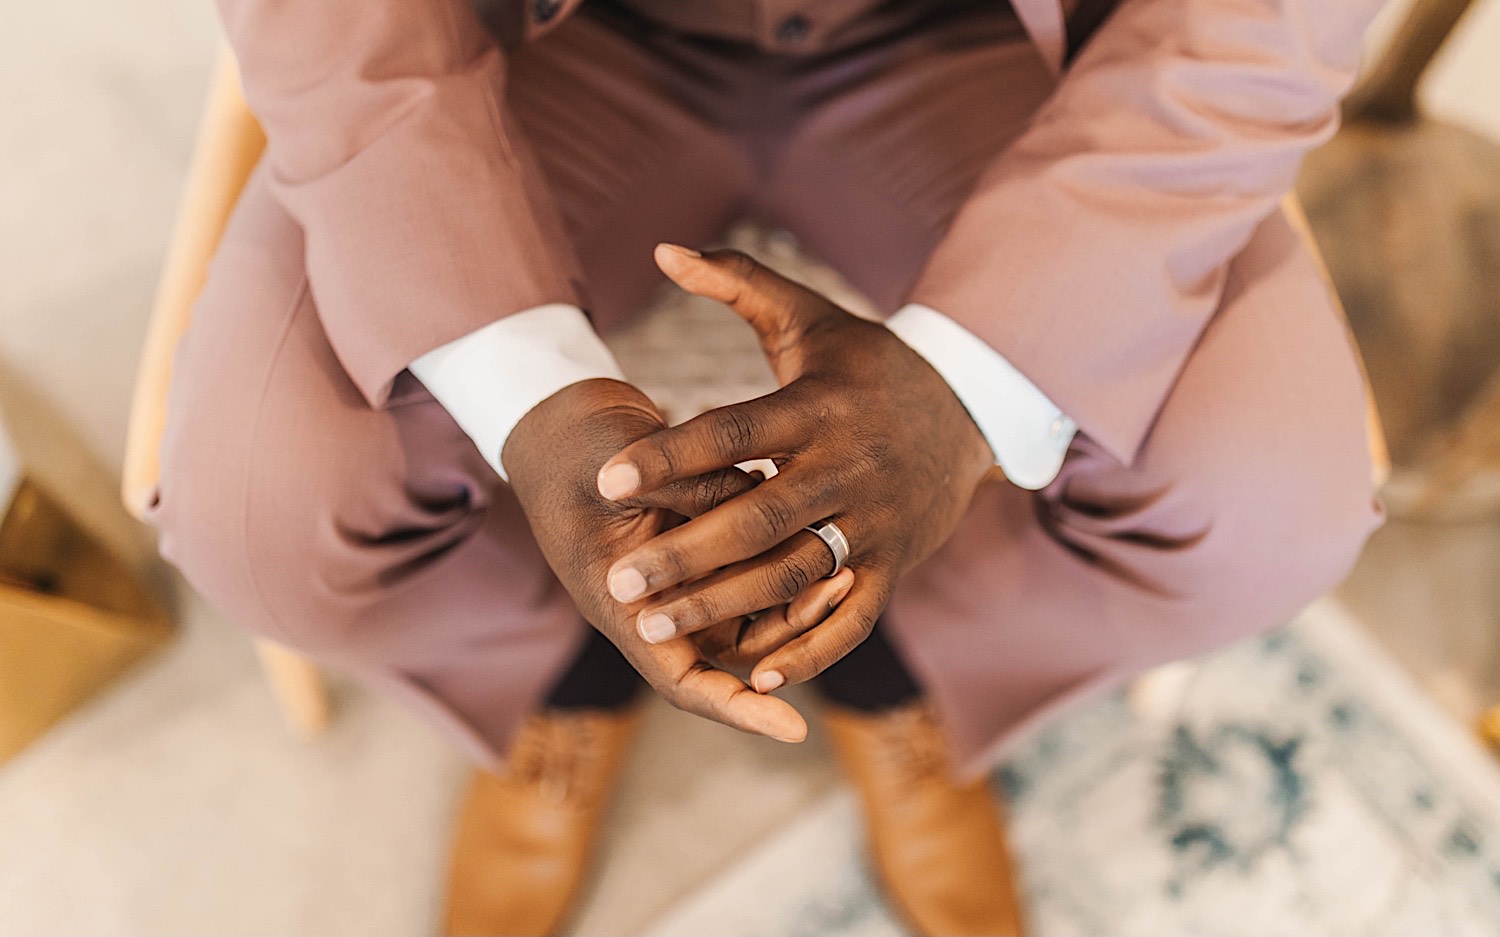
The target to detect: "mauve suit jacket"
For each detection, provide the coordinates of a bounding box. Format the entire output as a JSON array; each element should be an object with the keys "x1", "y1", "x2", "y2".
[{"x1": 216, "y1": 0, "x2": 1386, "y2": 467}]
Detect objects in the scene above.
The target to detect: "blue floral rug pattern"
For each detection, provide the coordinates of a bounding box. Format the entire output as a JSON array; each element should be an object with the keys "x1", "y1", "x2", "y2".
[{"x1": 647, "y1": 601, "x2": 1500, "y2": 936}]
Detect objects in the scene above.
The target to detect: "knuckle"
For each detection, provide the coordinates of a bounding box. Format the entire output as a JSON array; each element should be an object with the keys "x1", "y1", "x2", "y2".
[
  {"x1": 802, "y1": 470, "x2": 846, "y2": 515},
  {"x1": 826, "y1": 391, "x2": 857, "y2": 423},
  {"x1": 794, "y1": 642, "x2": 837, "y2": 676},
  {"x1": 645, "y1": 542, "x2": 688, "y2": 584},
  {"x1": 746, "y1": 495, "x2": 797, "y2": 542},
  {"x1": 646, "y1": 675, "x2": 675, "y2": 701},
  {"x1": 856, "y1": 435, "x2": 893, "y2": 470},
  {"x1": 677, "y1": 591, "x2": 720, "y2": 630},
  {"x1": 723, "y1": 249, "x2": 757, "y2": 281},
  {"x1": 819, "y1": 629, "x2": 866, "y2": 672},
  {"x1": 712, "y1": 408, "x2": 758, "y2": 458},
  {"x1": 643, "y1": 436, "x2": 678, "y2": 482},
  {"x1": 690, "y1": 471, "x2": 736, "y2": 514},
  {"x1": 784, "y1": 612, "x2": 875, "y2": 678},
  {"x1": 661, "y1": 672, "x2": 696, "y2": 713},
  {"x1": 662, "y1": 691, "x2": 691, "y2": 715},
  {"x1": 762, "y1": 554, "x2": 814, "y2": 603}
]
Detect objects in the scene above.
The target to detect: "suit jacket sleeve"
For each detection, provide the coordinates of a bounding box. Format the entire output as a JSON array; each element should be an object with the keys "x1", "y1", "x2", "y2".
[
  {"x1": 907, "y1": 0, "x2": 1386, "y2": 465},
  {"x1": 217, "y1": 0, "x2": 582, "y2": 406}
]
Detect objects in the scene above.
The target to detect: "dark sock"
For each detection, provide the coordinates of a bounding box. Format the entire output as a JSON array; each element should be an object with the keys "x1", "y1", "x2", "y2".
[
  {"x1": 541, "y1": 626, "x2": 644, "y2": 711},
  {"x1": 816, "y1": 622, "x2": 925, "y2": 712}
]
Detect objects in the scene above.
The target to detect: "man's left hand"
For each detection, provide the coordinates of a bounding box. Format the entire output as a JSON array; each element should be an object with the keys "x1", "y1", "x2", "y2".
[{"x1": 594, "y1": 244, "x2": 996, "y2": 693}]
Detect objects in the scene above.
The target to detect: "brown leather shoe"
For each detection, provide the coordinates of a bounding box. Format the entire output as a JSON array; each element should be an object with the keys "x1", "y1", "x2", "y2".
[
  {"x1": 443, "y1": 705, "x2": 643, "y2": 937},
  {"x1": 823, "y1": 703, "x2": 1026, "y2": 937}
]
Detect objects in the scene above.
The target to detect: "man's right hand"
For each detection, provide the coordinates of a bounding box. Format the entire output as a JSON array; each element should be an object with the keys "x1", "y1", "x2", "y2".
[{"x1": 502, "y1": 378, "x2": 836, "y2": 742}]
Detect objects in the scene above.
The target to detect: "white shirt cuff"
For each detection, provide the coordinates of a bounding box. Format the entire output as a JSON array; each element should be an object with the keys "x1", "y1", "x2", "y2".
[
  {"x1": 884, "y1": 304, "x2": 1077, "y2": 490},
  {"x1": 408, "y1": 304, "x2": 625, "y2": 481}
]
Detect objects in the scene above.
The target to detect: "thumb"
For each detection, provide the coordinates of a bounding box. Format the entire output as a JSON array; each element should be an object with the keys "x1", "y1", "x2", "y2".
[{"x1": 654, "y1": 244, "x2": 832, "y2": 378}]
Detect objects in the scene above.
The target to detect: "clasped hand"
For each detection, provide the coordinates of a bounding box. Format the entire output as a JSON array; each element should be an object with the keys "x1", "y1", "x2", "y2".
[{"x1": 504, "y1": 244, "x2": 994, "y2": 743}]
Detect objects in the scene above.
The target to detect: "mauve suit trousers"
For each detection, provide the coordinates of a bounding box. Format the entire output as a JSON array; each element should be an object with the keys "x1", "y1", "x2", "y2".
[{"x1": 151, "y1": 0, "x2": 1382, "y2": 776}]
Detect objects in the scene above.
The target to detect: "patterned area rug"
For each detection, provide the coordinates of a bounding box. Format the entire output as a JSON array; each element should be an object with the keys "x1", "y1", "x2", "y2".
[{"x1": 642, "y1": 601, "x2": 1500, "y2": 936}]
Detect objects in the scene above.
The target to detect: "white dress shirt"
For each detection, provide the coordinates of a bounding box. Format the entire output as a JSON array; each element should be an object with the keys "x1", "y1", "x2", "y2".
[{"x1": 409, "y1": 303, "x2": 1077, "y2": 489}]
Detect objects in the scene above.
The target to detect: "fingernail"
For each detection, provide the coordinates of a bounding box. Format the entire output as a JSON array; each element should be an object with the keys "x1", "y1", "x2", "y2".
[
  {"x1": 659, "y1": 243, "x2": 702, "y2": 258},
  {"x1": 609, "y1": 567, "x2": 647, "y2": 603},
  {"x1": 770, "y1": 723, "x2": 806, "y2": 743},
  {"x1": 754, "y1": 670, "x2": 785, "y2": 693},
  {"x1": 639, "y1": 611, "x2": 676, "y2": 644},
  {"x1": 597, "y1": 463, "x2": 640, "y2": 500}
]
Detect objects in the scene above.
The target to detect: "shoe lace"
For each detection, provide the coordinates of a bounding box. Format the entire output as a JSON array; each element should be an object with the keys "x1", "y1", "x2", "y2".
[{"x1": 506, "y1": 713, "x2": 604, "y2": 806}]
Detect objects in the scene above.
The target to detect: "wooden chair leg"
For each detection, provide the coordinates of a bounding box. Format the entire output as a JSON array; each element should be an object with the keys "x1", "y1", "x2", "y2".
[{"x1": 254, "y1": 639, "x2": 331, "y2": 737}]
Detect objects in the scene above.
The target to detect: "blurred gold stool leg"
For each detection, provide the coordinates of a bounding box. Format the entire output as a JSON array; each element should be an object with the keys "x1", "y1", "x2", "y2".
[{"x1": 120, "y1": 45, "x2": 331, "y2": 737}]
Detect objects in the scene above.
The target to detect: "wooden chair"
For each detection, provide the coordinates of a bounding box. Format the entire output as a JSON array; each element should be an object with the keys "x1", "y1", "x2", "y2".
[{"x1": 122, "y1": 48, "x2": 330, "y2": 738}]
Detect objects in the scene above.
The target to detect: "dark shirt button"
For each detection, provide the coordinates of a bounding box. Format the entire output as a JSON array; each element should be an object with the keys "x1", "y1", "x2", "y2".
[
  {"x1": 775, "y1": 14, "x2": 812, "y2": 45},
  {"x1": 532, "y1": 0, "x2": 562, "y2": 23}
]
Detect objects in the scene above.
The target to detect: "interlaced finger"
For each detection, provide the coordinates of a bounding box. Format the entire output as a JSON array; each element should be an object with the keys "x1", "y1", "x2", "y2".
[
  {"x1": 632, "y1": 531, "x2": 837, "y2": 644},
  {"x1": 639, "y1": 465, "x2": 758, "y2": 519},
  {"x1": 748, "y1": 572, "x2": 890, "y2": 690},
  {"x1": 696, "y1": 568, "x2": 856, "y2": 668},
  {"x1": 605, "y1": 471, "x2": 847, "y2": 603},
  {"x1": 597, "y1": 395, "x2": 804, "y2": 502}
]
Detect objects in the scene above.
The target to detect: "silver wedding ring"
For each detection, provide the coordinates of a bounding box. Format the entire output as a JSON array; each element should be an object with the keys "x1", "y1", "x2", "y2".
[{"x1": 804, "y1": 519, "x2": 850, "y2": 578}]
